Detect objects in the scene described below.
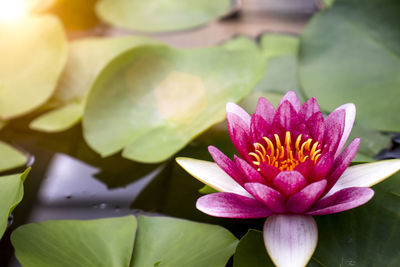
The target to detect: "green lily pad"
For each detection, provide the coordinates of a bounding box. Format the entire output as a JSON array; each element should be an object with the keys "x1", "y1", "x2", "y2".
[
  {"x1": 83, "y1": 44, "x2": 265, "y2": 163},
  {"x1": 131, "y1": 216, "x2": 238, "y2": 267},
  {"x1": 0, "y1": 141, "x2": 27, "y2": 172},
  {"x1": 233, "y1": 230, "x2": 274, "y2": 267},
  {"x1": 96, "y1": 0, "x2": 232, "y2": 32},
  {"x1": 254, "y1": 33, "x2": 302, "y2": 99},
  {"x1": 0, "y1": 15, "x2": 67, "y2": 119},
  {"x1": 11, "y1": 216, "x2": 137, "y2": 267},
  {"x1": 0, "y1": 169, "x2": 30, "y2": 238},
  {"x1": 299, "y1": 0, "x2": 400, "y2": 132},
  {"x1": 30, "y1": 36, "x2": 158, "y2": 133}
]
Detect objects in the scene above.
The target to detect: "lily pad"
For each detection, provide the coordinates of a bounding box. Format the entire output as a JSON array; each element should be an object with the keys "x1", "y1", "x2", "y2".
[
  {"x1": 30, "y1": 36, "x2": 158, "y2": 133},
  {"x1": 130, "y1": 216, "x2": 238, "y2": 267},
  {"x1": 299, "y1": 0, "x2": 400, "y2": 132},
  {"x1": 83, "y1": 44, "x2": 265, "y2": 163},
  {"x1": 96, "y1": 0, "x2": 232, "y2": 32},
  {"x1": 0, "y1": 15, "x2": 67, "y2": 119},
  {"x1": 11, "y1": 216, "x2": 137, "y2": 267},
  {"x1": 233, "y1": 230, "x2": 274, "y2": 267},
  {"x1": 0, "y1": 141, "x2": 27, "y2": 172},
  {"x1": 0, "y1": 169, "x2": 30, "y2": 238},
  {"x1": 254, "y1": 33, "x2": 302, "y2": 99}
]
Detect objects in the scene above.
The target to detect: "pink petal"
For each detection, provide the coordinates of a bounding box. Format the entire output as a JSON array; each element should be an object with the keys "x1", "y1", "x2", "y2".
[
  {"x1": 310, "y1": 153, "x2": 333, "y2": 182},
  {"x1": 259, "y1": 162, "x2": 281, "y2": 184},
  {"x1": 263, "y1": 215, "x2": 318, "y2": 267},
  {"x1": 250, "y1": 114, "x2": 270, "y2": 142},
  {"x1": 208, "y1": 146, "x2": 245, "y2": 185},
  {"x1": 273, "y1": 100, "x2": 300, "y2": 131},
  {"x1": 323, "y1": 109, "x2": 345, "y2": 154},
  {"x1": 299, "y1": 97, "x2": 321, "y2": 121},
  {"x1": 234, "y1": 155, "x2": 265, "y2": 184},
  {"x1": 226, "y1": 102, "x2": 251, "y2": 127},
  {"x1": 294, "y1": 160, "x2": 314, "y2": 180},
  {"x1": 286, "y1": 179, "x2": 327, "y2": 213},
  {"x1": 273, "y1": 171, "x2": 307, "y2": 197},
  {"x1": 279, "y1": 91, "x2": 301, "y2": 112},
  {"x1": 255, "y1": 97, "x2": 275, "y2": 125},
  {"x1": 244, "y1": 182, "x2": 286, "y2": 213},
  {"x1": 325, "y1": 138, "x2": 360, "y2": 193},
  {"x1": 325, "y1": 159, "x2": 400, "y2": 197},
  {"x1": 196, "y1": 192, "x2": 273, "y2": 218},
  {"x1": 334, "y1": 103, "x2": 356, "y2": 158},
  {"x1": 307, "y1": 187, "x2": 374, "y2": 215},
  {"x1": 228, "y1": 124, "x2": 253, "y2": 162},
  {"x1": 306, "y1": 111, "x2": 325, "y2": 144}
]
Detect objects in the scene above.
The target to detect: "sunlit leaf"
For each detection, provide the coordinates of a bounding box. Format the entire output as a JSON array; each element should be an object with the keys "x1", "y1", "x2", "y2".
[
  {"x1": 299, "y1": 0, "x2": 400, "y2": 132},
  {"x1": 0, "y1": 169, "x2": 30, "y2": 238},
  {"x1": 0, "y1": 15, "x2": 67, "y2": 119},
  {"x1": 46, "y1": 0, "x2": 99, "y2": 30},
  {"x1": 83, "y1": 44, "x2": 265, "y2": 163},
  {"x1": 0, "y1": 141, "x2": 27, "y2": 172},
  {"x1": 31, "y1": 36, "x2": 158, "y2": 133},
  {"x1": 96, "y1": 0, "x2": 232, "y2": 32},
  {"x1": 11, "y1": 216, "x2": 137, "y2": 267},
  {"x1": 130, "y1": 216, "x2": 238, "y2": 267}
]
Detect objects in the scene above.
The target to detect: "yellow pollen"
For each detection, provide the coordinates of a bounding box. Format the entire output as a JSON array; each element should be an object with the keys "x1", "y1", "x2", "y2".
[{"x1": 249, "y1": 131, "x2": 322, "y2": 172}]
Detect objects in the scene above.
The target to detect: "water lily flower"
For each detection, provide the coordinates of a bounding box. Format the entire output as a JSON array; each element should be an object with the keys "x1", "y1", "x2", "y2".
[{"x1": 176, "y1": 91, "x2": 400, "y2": 267}]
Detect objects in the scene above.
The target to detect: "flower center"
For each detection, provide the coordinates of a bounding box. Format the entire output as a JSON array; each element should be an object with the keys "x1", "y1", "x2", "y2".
[{"x1": 248, "y1": 131, "x2": 322, "y2": 171}]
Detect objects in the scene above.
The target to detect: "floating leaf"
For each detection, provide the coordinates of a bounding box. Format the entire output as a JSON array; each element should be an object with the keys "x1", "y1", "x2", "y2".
[
  {"x1": 0, "y1": 141, "x2": 27, "y2": 172},
  {"x1": 31, "y1": 36, "x2": 158, "y2": 132},
  {"x1": 233, "y1": 229, "x2": 274, "y2": 267},
  {"x1": 83, "y1": 44, "x2": 265, "y2": 163},
  {"x1": 299, "y1": 0, "x2": 400, "y2": 132},
  {"x1": 12, "y1": 216, "x2": 137, "y2": 267},
  {"x1": 96, "y1": 0, "x2": 232, "y2": 32},
  {"x1": 46, "y1": 0, "x2": 99, "y2": 30},
  {"x1": 254, "y1": 33, "x2": 302, "y2": 99},
  {"x1": 0, "y1": 169, "x2": 30, "y2": 238},
  {"x1": 131, "y1": 216, "x2": 238, "y2": 267},
  {"x1": 0, "y1": 15, "x2": 67, "y2": 119}
]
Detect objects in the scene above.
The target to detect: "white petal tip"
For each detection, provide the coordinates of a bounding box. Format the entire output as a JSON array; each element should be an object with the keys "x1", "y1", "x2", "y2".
[{"x1": 264, "y1": 215, "x2": 318, "y2": 267}]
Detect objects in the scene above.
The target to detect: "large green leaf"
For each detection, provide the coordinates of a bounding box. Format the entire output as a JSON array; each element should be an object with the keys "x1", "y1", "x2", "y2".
[
  {"x1": 11, "y1": 216, "x2": 137, "y2": 267},
  {"x1": 130, "y1": 216, "x2": 238, "y2": 267},
  {"x1": 254, "y1": 33, "x2": 302, "y2": 99},
  {"x1": 96, "y1": 0, "x2": 231, "y2": 32},
  {"x1": 299, "y1": 0, "x2": 400, "y2": 132},
  {"x1": 30, "y1": 36, "x2": 158, "y2": 132},
  {"x1": 83, "y1": 44, "x2": 265, "y2": 163},
  {"x1": 0, "y1": 141, "x2": 27, "y2": 172},
  {"x1": 0, "y1": 15, "x2": 67, "y2": 119},
  {"x1": 0, "y1": 169, "x2": 30, "y2": 238}
]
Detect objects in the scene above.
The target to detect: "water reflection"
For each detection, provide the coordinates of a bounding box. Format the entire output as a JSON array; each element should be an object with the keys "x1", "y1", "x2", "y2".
[{"x1": 30, "y1": 153, "x2": 164, "y2": 221}]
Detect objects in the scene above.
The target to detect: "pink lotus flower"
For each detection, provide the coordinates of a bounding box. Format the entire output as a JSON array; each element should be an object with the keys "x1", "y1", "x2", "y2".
[{"x1": 177, "y1": 91, "x2": 400, "y2": 267}]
